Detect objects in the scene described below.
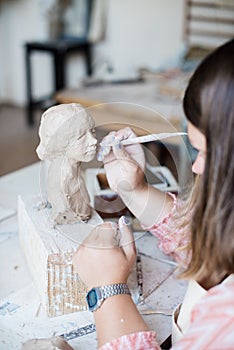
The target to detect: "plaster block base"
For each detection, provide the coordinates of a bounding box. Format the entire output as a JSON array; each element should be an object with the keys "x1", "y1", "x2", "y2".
[{"x1": 18, "y1": 195, "x2": 103, "y2": 317}]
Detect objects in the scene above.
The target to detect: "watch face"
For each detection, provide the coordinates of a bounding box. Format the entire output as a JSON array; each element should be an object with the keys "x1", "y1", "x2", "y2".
[{"x1": 86, "y1": 289, "x2": 98, "y2": 309}]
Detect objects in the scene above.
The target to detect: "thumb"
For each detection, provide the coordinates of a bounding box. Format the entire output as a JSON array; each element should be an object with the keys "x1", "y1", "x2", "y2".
[
  {"x1": 118, "y1": 216, "x2": 136, "y2": 263},
  {"x1": 112, "y1": 142, "x2": 132, "y2": 161}
]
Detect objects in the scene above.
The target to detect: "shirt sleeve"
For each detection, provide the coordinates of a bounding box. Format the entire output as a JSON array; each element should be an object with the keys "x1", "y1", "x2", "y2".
[
  {"x1": 141, "y1": 193, "x2": 191, "y2": 265},
  {"x1": 99, "y1": 283, "x2": 234, "y2": 350},
  {"x1": 99, "y1": 331, "x2": 160, "y2": 350},
  {"x1": 171, "y1": 282, "x2": 234, "y2": 350}
]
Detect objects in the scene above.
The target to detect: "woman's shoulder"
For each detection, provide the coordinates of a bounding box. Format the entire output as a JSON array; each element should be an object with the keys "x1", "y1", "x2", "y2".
[
  {"x1": 176, "y1": 280, "x2": 234, "y2": 349},
  {"x1": 191, "y1": 278, "x2": 234, "y2": 322}
]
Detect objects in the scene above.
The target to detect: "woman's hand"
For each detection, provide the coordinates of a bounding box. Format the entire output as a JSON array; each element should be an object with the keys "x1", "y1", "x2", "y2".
[
  {"x1": 97, "y1": 128, "x2": 146, "y2": 195},
  {"x1": 72, "y1": 217, "x2": 136, "y2": 289},
  {"x1": 73, "y1": 218, "x2": 149, "y2": 348},
  {"x1": 96, "y1": 127, "x2": 173, "y2": 228}
]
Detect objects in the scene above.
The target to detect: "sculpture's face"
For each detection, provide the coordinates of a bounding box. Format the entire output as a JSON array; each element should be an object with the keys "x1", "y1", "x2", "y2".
[
  {"x1": 36, "y1": 104, "x2": 97, "y2": 162},
  {"x1": 66, "y1": 126, "x2": 97, "y2": 162}
]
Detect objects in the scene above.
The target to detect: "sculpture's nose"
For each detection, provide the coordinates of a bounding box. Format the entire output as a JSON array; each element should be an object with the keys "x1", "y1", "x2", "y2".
[
  {"x1": 88, "y1": 131, "x2": 97, "y2": 145},
  {"x1": 36, "y1": 144, "x2": 46, "y2": 160}
]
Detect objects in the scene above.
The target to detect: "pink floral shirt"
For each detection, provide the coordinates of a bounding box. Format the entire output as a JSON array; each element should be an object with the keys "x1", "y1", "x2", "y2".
[{"x1": 100, "y1": 196, "x2": 234, "y2": 350}]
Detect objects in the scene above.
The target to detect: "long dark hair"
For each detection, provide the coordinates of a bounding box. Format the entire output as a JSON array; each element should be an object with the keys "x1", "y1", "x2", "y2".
[{"x1": 182, "y1": 39, "x2": 234, "y2": 286}]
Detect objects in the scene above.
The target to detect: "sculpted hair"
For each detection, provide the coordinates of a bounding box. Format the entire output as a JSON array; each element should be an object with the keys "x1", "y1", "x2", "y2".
[
  {"x1": 36, "y1": 103, "x2": 94, "y2": 160},
  {"x1": 182, "y1": 39, "x2": 234, "y2": 286}
]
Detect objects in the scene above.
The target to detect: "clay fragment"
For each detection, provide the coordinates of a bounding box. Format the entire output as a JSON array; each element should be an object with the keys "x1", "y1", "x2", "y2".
[{"x1": 21, "y1": 336, "x2": 74, "y2": 350}]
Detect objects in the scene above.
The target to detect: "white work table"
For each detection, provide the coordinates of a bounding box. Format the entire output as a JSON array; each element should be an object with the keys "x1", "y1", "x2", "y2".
[{"x1": 0, "y1": 163, "x2": 187, "y2": 350}]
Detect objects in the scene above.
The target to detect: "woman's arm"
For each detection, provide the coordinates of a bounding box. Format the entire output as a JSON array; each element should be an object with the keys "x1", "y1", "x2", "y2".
[
  {"x1": 98, "y1": 128, "x2": 174, "y2": 228},
  {"x1": 94, "y1": 294, "x2": 149, "y2": 348},
  {"x1": 73, "y1": 219, "x2": 156, "y2": 348},
  {"x1": 118, "y1": 181, "x2": 174, "y2": 229}
]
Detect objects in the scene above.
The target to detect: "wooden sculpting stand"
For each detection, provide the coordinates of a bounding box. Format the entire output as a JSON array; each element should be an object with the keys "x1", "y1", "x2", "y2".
[{"x1": 18, "y1": 195, "x2": 103, "y2": 317}]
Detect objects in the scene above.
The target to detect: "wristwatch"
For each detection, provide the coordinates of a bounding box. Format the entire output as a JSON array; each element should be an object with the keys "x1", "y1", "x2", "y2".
[{"x1": 86, "y1": 283, "x2": 131, "y2": 312}]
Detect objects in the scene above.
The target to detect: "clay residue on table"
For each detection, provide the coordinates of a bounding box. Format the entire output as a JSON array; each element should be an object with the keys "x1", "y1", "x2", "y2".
[{"x1": 21, "y1": 336, "x2": 74, "y2": 350}]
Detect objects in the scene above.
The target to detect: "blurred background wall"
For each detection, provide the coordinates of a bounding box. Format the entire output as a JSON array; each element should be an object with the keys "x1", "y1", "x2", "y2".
[{"x1": 0, "y1": 0, "x2": 185, "y2": 106}]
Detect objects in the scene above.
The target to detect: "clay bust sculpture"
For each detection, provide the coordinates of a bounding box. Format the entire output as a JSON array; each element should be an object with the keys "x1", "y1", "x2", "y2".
[{"x1": 36, "y1": 103, "x2": 97, "y2": 224}]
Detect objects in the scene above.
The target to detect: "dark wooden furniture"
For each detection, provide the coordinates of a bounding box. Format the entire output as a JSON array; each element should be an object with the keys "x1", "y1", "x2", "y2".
[
  {"x1": 24, "y1": 39, "x2": 93, "y2": 126},
  {"x1": 184, "y1": 0, "x2": 234, "y2": 49},
  {"x1": 25, "y1": 0, "x2": 94, "y2": 126}
]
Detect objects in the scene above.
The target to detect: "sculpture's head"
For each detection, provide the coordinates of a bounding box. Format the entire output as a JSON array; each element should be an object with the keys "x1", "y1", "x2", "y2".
[{"x1": 36, "y1": 103, "x2": 97, "y2": 162}]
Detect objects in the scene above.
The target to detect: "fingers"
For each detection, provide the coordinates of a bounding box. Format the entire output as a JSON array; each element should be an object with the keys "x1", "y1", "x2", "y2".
[
  {"x1": 97, "y1": 131, "x2": 116, "y2": 161},
  {"x1": 97, "y1": 146, "x2": 111, "y2": 161},
  {"x1": 97, "y1": 128, "x2": 136, "y2": 162},
  {"x1": 73, "y1": 218, "x2": 136, "y2": 288},
  {"x1": 118, "y1": 216, "x2": 136, "y2": 265},
  {"x1": 72, "y1": 222, "x2": 118, "y2": 274},
  {"x1": 112, "y1": 141, "x2": 133, "y2": 160},
  {"x1": 82, "y1": 222, "x2": 118, "y2": 249},
  {"x1": 115, "y1": 127, "x2": 137, "y2": 139}
]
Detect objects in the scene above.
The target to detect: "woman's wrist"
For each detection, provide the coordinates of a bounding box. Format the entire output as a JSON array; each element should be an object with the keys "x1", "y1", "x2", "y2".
[
  {"x1": 118, "y1": 179, "x2": 148, "y2": 203},
  {"x1": 93, "y1": 293, "x2": 148, "y2": 348},
  {"x1": 117, "y1": 181, "x2": 173, "y2": 228},
  {"x1": 94, "y1": 293, "x2": 132, "y2": 315},
  {"x1": 117, "y1": 181, "x2": 150, "y2": 217}
]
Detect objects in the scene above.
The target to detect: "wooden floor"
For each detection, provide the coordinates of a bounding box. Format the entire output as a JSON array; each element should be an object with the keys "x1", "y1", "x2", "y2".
[
  {"x1": 0, "y1": 105, "x2": 41, "y2": 176},
  {"x1": 0, "y1": 105, "x2": 103, "y2": 177}
]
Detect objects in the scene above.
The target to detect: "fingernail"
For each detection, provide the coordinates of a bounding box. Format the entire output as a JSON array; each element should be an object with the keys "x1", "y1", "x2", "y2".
[
  {"x1": 101, "y1": 140, "x2": 109, "y2": 146},
  {"x1": 97, "y1": 152, "x2": 103, "y2": 161},
  {"x1": 114, "y1": 141, "x2": 122, "y2": 150},
  {"x1": 97, "y1": 146, "x2": 111, "y2": 161},
  {"x1": 119, "y1": 216, "x2": 129, "y2": 226},
  {"x1": 110, "y1": 221, "x2": 117, "y2": 229}
]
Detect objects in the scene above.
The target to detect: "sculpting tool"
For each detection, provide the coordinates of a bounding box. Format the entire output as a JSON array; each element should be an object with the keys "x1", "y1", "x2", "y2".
[
  {"x1": 100, "y1": 132, "x2": 187, "y2": 147},
  {"x1": 61, "y1": 323, "x2": 96, "y2": 340},
  {"x1": 136, "y1": 251, "x2": 144, "y2": 304},
  {"x1": 140, "y1": 308, "x2": 173, "y2": 316}
]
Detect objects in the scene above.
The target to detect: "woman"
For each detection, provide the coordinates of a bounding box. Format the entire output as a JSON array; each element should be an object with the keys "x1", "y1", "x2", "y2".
[
  {"x1": 36, "y1": 103, "x2": 97, "y2": 224},
  {"x1": 73, "y1": 39, "x2": 234, "y2": 349}
]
